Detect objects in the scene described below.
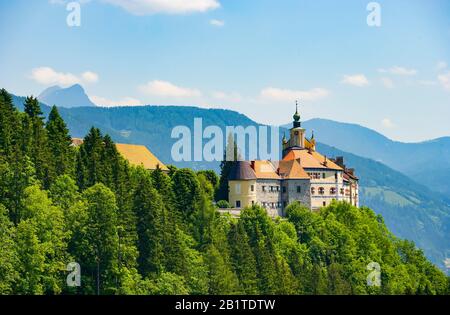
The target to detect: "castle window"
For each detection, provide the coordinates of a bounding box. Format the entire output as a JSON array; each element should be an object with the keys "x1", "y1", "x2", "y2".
[
  {"x1": 323, "y1": 201, "x2": 326, "y2": 207},
  {"x1": 276, "y1": 186, "x2": 280, "y2": 192},
  {"x1": 282, "y1": 186, "x2": 286, "y2": 193},
  {"x1": 235, "y1": 183, "x2": 241, "y2": 194},
  {"x1": 311, "y1": 187, "x2": 315, "y2": 194},
  {"x1": 335, "y1": 173, "x2": 338, "y2": 180},
  {"x1": 340, "y1": 188, "x2": 344, "y2": 195},
  {"x1": 251, "y1": 200, "x2": 255, "y2": 206},
  {"x1": 297, "y1": 186, "x2": 301, "y2": 193},
  {"x1": 330, "y1": 187, "x2": 336, "y2": 195},
  {"x1": 250, "y1": 185, "x2": 254, "y2": 192},
  {"x1": 262, "y1": 186, "x2": 266, "y2": 192},
  {"x1": 322, "y1": 173, "x2": 326, "y2": 179},
  {"x1": 236, "y1": 200, "x2": 241, "y2": 208},
  {"x1": 318, "y1": 187, "x2": 325, "y2": 195}
]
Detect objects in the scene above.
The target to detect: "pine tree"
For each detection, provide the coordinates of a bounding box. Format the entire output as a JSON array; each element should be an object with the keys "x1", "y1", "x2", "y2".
[
  {"x1": 0, "y1": 205, "x2": 19, "y2": 294},
  {"x1": 23, "y1": 96, "x2": 53, "y2": 188},
  {"x1": 228, "y1": 221, "x2": 258, "y2": 294},
  {"x1": 81, "y1": 184, "x2": 119, "y2": 294},
  {"x1": 204, "y1": 244, "x2": 240, "y2": 294},
  {"x1": 46, "y1": 106, "x2": 74, "y2": 177},
  {"x1": 76, "y1": 127, "x2": 104, "y2": 189},
  {"x1": 0, "y1": 89, "x2": 20, "y2": 156},
  {"x1": 215, "y1": 133, "x2": 239, "y2": 202},
  {"x1": 133, "y1": 176, "x2": 164, "y2": 277}
]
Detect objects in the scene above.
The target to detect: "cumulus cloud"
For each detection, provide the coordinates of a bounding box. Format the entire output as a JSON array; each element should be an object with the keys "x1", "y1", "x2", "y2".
[
  {"x1": 81, "y1": 71, "x2": 99, "y2": 83},
  {"x1": 260, "y1": 87, "x2": 329, "y2": 102},
  {"x1": 378, "y1": 66, "x2": 417, "y2": 76},
  {"x1": 381, "y1": 118, "x2": 395, "y2": 129},
  {"x1": 30, "y1": 67, "x2": 99, "y2": 86},
  {"x1": 445, "y1": 258, "x2": 450, "y2": 269},
  {"x1": 210, "y1": 19, "x2": 224, "y2": 27},
  {"x1": 438, "y1": 71, "x2": 450, "y2": 91},
  {"x1": 139, "y1": 80, "x2": 202, "y2": 98},
  {"x1": 102, "y1": 0, "x2": 220, "y2": 15},
  {"x1": 341, "y1": 74, "x2": 369, "y2": 87},
  {"x1": 90, "y1": 95, "x2": 143, "y2": 107}
]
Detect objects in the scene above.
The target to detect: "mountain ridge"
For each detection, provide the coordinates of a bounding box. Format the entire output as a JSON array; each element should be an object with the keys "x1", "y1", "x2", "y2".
[{"x1": 37, "y1": 84, "x2": 96, "y2": 108}]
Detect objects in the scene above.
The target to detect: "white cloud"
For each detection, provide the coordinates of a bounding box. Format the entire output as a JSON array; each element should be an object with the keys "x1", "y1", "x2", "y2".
[
  {"x1": 102, "y1": 0, "x2": 220, "y2": 15},
  {"x1": 139, "y1": 80, "x2": 202, "y2": 98},
  {"x1": 380, "y1": 77, "x2": 394, "y2": 89},
  {"x1": 82, "y1": 71, "x2": 99, "y2": 83},
  {"x1": 260, "y1": 87, "x2": 329, "y2": 102},
  {"x1": 445, "y1": 258, "x2": 450, "y2": 269},
  {"x1": 378, "y1": 66, "x2": 417, "y2": 76},
  {"x1": 341, "y1": 74, "x2": 369, "y2": 87},
  {"x1": 210, "y1": 19, "x2": 224, "y2": 27},
  {"x1": 381, "y1": 118, "x2": 395, "y2": 129},
  {"x1": 438, "y1": 71, "x2": 450, "y2": 91},
  {"x1": 90, "y1": 95, "x2": 143, "y2": 107},
  {"x1": 30, "y1": 67, "x2": 99, "y2": 87}
]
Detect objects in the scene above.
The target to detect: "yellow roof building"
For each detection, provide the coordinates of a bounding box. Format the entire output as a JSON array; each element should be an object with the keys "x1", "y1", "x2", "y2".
[{"x1": 72, "y1": 138, "x2": 168, "y2": 171}]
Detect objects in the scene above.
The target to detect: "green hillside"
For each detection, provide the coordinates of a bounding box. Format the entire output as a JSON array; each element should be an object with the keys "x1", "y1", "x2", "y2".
[
  {"x1": 1, "y1": 90, "x2": 448, "y2": 294},
  {"x1": 10, "y1": 93, "x2": 450, "y2": 272}
]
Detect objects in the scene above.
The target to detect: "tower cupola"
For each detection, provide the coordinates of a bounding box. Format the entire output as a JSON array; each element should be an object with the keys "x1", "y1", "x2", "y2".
[{"x1": 293, "y1": 100, "x2": 301, "y2": 128}]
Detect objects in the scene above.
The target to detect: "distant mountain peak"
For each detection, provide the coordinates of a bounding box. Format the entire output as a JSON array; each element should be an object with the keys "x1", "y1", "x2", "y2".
[{"x1": 37, "y1": 84, "x2": 96, "y2": 108}]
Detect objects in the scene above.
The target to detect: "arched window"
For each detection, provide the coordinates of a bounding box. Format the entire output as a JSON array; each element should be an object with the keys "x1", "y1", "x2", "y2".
[
  {"x1": 330, "y1": 187, "x2": 336, "y2": 195},
  {"x1": 318, "y1": 187, "x2": 325, "y2": 195},
  {"x1": 311, "y1": 187, "x2": 315, "y2": 195}
]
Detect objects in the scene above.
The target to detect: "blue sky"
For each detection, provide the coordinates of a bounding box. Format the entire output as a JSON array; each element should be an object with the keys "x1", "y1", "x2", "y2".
[{"x1": 0, "y1": 0, "x2": 449, "y2": 142}]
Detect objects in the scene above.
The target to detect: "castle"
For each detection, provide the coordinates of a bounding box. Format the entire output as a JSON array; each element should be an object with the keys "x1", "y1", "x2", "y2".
[{"x1": 227, "y1": 105, "x2": 359, "y2": 217}]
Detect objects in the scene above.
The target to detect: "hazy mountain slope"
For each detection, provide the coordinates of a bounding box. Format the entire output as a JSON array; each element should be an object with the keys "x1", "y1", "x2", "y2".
[
  {"x1": 37, "y1": 84, "x2": 96, "y2": 108},
  {"x1": 317, "y1": 143, "x2": 450, "y2": 271},
  {"x1": 285, "y1": 119, "x2": 450, "y2": 198},
  {"x1": 10, "y1": 94, "x2": 450, "y2": 271}
]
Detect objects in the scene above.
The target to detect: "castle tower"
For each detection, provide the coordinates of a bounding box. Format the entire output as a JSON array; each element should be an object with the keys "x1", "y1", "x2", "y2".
[{"x1": 283, "y1": 101, "x2": 306, "y2": 157}]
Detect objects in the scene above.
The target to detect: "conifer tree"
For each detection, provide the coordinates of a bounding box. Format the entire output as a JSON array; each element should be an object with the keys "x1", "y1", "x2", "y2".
[
  {"x1": 81, "y1": 184, "x2": 119, "y2": 294},
  {"x1": 23, "y1": 96, "x2": 53, "y2": 188},
  {"x1": 46, "y1": 106, "x2": 74, "y2": 177},
  {"x1": 204, "y1": 244, "x2": 240, "y2": 294},
  {"x1": 227, "y1": 221, "x2": 258, "y2": 294},
  {"x1": 0, "y1": 205, "x2": 19, "y2": 294},
  {"x1": 133, "y1": 176, "x2": 164, "y2": 277}
]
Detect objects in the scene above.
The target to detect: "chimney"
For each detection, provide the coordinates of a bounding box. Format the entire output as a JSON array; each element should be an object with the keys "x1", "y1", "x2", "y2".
[
  {"x1": 335, "y1": 156, "x2": 345, "y2": 168},
  {"x1": 347, "y1": 168, "x2": 355, "y2": 176}
]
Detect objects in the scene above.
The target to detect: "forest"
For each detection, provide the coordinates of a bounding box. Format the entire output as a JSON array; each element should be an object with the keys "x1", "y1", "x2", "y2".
[{"x1": 0, "y1": 89, "x2": 449, "y2": 295}]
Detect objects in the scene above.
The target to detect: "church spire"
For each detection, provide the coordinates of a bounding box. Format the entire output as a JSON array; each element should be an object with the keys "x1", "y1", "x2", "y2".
[{"x1": 293, "y1": 100, "x2": 301, "y2": 128}]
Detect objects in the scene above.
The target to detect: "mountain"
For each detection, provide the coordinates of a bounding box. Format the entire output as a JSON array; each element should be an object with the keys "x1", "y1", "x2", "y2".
[
  {"x1": 9, "y1": 93, "x2": 450, "y2": 271},
  {"x1": 316, "y1": 143, "x2": 450, "y2": 271},
  {"x1": 283, "y1": 119, "x2": 450, "y2": 199},
  {"x1": 37, "y1": 84, "x2": 96, "y2": 108}
]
